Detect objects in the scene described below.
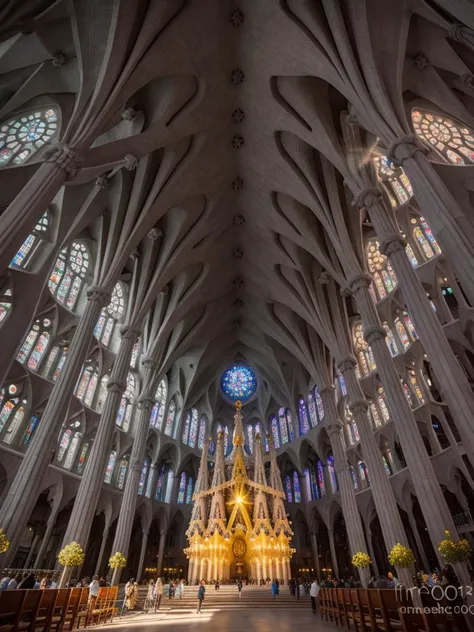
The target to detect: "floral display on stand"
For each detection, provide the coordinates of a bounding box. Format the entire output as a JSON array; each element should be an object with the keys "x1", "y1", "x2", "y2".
[
  {"x1": 438, "y1": 530, "x2": 472, "y2": 564},
  {"x1": 0, "y1": 529, "x2": 10, "y2": 554},
  {"x1": 109, "y1": 552, "x2": 127, "y2": 569},
  {"x1": 388, "y1": 543, "x2": 415, "y2": 568},
  {"x1": 352, "y1": 552, "x2": 372, "y2": 568},
  {"x1": 58, "y1": 541, "x2": 85, "y2": 567}
]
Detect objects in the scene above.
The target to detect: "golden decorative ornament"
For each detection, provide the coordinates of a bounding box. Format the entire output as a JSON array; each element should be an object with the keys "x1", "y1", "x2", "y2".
[{"x1": 0, "y1": 529, "x2": 10, "y2": 554}]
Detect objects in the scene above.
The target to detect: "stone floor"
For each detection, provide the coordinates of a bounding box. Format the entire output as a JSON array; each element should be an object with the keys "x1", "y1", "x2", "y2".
[{"x1": 98, "y1": 607, "x2": 338, "y2": 632}]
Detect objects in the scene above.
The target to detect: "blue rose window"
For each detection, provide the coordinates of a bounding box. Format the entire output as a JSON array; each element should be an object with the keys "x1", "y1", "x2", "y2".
[{"x1": 221, "y1": 364, "x2": 257, "y2": 402}]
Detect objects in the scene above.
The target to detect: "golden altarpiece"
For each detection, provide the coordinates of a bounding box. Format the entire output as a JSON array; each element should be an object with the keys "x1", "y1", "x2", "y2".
[{"x1": 184, "y1": 402, "x2": 295, "y2": 582}]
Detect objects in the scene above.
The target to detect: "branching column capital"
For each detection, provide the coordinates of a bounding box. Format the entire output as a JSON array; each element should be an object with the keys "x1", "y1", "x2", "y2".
[
  {"x1": 42, "y1": 143, "x2": 83, "y2": 180},
  {"x1": 379, "y1": 234, "x2": 406, "y2": 257},
  {"x1": 353, "y1": 187, "x2": 383, "y2": 210},
  {"x1": 86, "y1": 286, "x2": 112, "y2": 307},
  {"x1": 347, "y1": 273, "x2": 372, "y2": 294},
  {"x1": 387, "y1": 134, "x2": 428, "y2": 167},
  {"x1": 106, "y1": 378, "x2": 127, "y2": 394},
  {"x1": 364, "y1": 325, "x2": 386, "y2": 345},
  {"x1": 349, "y1": 399, "x2": 369, "y2": 416},
  {"x1": 337, "y1": 356, "x2": 357, "y2": 374}
]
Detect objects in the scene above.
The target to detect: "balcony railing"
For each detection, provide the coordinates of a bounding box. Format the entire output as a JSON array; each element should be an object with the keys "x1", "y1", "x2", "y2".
[{"x1": 452, "y1": 509, "x2": 473, "y2": 528}]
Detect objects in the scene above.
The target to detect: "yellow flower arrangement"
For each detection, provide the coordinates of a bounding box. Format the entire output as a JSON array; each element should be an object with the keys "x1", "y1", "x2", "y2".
[
  {"x1": 109, "y1": 552, "x2": 127, "y2": 569},
  {"x1": 0, "y1": 529, "x2": 10, "y2": 554},
  {"x1": 388, "y1": 543, "x2": 415, "y2": 568},
  {"x1": 58, "y1": 542, "x2": 85, "y2": 568},
  {"x1": 352, "y1": 552, "x2": 372, "y2": 568},
  {"x1": 438, "y1": 530, "x2": 472, "y2": 564}
]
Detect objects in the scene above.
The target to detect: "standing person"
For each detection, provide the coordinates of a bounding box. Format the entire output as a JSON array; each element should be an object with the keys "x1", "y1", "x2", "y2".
[
  {"x1": 88, "y1": 575, "x2": 100, "y2": 611},
  {"x1": 179, "y1": 579, "x2": 185, "y2": 599},
  {"x1": 196, "y1": 580, "x2": 206, "y2": 614},
  {"x1": 18, "y1": 573, "x2": 36, "y2": 589},
  {"x1": 296, "y1": 578, "x2": 300, "y2": 600},
  {"x1": 271, "y1": 579, "x2": 279, "y2": 599},
  {"x1": 154, "y1": 577, "x2": 163, "y2": 612},
  {"x1": 310, "y1": 578, "x2": 320, "y2": 614},
  {"x1": 237, "y1": 579, "x2": 243, "y2": 598},
  {"x1": 144, "y1": 580, "x2": 155, "y2": 613}
]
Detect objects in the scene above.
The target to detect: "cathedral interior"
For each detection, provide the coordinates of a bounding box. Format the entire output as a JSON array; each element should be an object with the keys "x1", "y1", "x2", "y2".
[{"x1": 1, "y1": 0, "x2": 474, "y2": 587}]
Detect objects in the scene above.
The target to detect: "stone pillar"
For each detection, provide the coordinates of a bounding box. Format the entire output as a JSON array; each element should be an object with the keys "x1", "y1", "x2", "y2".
[
  {"x1": 199, "y1": 558, "x2": 205, "y2": 582},
  {"x1": 321, "y1": 386, "x2": 370, "y2": 587},
  {"x1": 24, "y1": 534, "x2": 40, "y2": 569},
  {"x1": 34, "y1": 502, "x2": 60, "y2": 568},
  {"x1": 349, "y1": 274, "x2": 472, "y2": 587},
  {"x1": 328, "y1": 530, "x2": 339, "y2": 578},
  {"x1": 340, "y1": 359, "x2": 413, "y2": 587},
  {"x1": 0, "y1": 286, "x2": 111, "y2": 567},
  {"x1": 363, "y1": 189, "x2": 474, "y2": 464},
  {"x1": 157, "y1": 531, "x2": 166, "y2": 576},
  {"x1": 212, "y1": 557, "x2": 218, "y2": 582},
  {"x1": 136, "y1": 528, "x2": 149, "y2": 582},
  {"x1": 366, "y1": 530, "x2": 379, "y2": 577},
  {"x1": 218, "y1": 559, "x2": 224, "y2": 581},
  {"x1": 256, "y1": 560, "x2": 262, "y2": 583},
  {"x1": 407, "y1": 513, "x2": 430, "y2": 573},
  {"x1": 109, "y1": 359, "x2": 157, "y2": 584},
  {"x1": 61, "y1": 327, "x2": 139, "y2": 551},
  {"x1": 281, "y1": 560, "x2": 287, "y2": 584},
  {"x1": 388, "y1": 136, "x2": 474, "y2": 304},
  {"x1": 187, "y1": 559, "x2": 194, "y2": 583},
  {"x1": 286, "y1": 560, "x2": 292, "y2": 580},
  {"x1": 94, "y1": 526, "x2": 110, "y2": 577},
  {"x1": 275, "y1": 558, "x2": 281, "y2": 581},
  {"x1": 309, "y1": 532, "x2": 321, "y2": 581}
]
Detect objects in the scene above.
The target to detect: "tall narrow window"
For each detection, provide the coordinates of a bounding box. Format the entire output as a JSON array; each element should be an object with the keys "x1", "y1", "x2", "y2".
[
  {"x1": 383, "y1": 323, "x2": 399, "y2": 357},
  {"x1": 308, "y1": 392, "x2": 318, "y2": 427},
  {"x1": 377, "y1": 387, "x2": 390, "y2": 422},
  {"x1": 395, "y1": 317, "x2": 411, "y2": 350},
  {"x1": 317, "y1": 461, "x2": 326, "y2": 497},
  {"x1": 117, "y1": 459, "x2": 128, "y2": 490},
  {"x1": 189, "y1": 408, "x2": 198, "y2": 448},
  {"x1": 63, "y1": 432, "x2": 81, "y2": 469},
  {"x1": 0, "y1": 284, "x2": 12, "y2": 325},
  {"x1": 75, "y1": 360, "x2": 99, "y2": 407},
  {"x1": 57, "y1": 419, "x2": 81, "y2": 462},
  {"x1": 358, "y1": 461, "x2": 370, "y2": 486},
  {"x1": 407, "y1": 368, "x2": 425, "y2": 406},
  {"x1": 412, "y1": 109, "x2": 474, "y2": 165},
  {"x1": 42, "y1": 343, "x2": 68, "y2": 382},
  {"x1": 10, "y1": 211, "x2": 50, "y2": 269},
  {"x1": 150, "y1": 379, "x2": 167, "y2": 430},
  {"x1": 366, "y1": 239, "x2": 397, "y2": 301},
  {"x1": 0, "y1": 108, "x2": 59, "y2": 167},
  {"x1": 177, "y1": 472, "x2": 186, "y2": 504},
  {"x1": 165, "y1": 469, "x2": 174, "y2": 503},
  {"x1": 17, "y1": 317, "x2": 52, "y2": 369},
  {"x1": 48, "y1": 242, "x2": 89, "y2": 310},
  {"x1": 155, "y1": 465, "x2": 166, "y2": 500},
  {"x1": 285, "y1": 475, "x2": 293, "y2": 502},
  {"x1": 116, "y1": 372, "x2": 135, "y2": 431},
  {"x1": 22, "y1": 415, "x2": 39, "y2": 446},
  {"x1": 327, "y1": 456, "x2": 337, "y2": 493},
  {"x1": 247, "y1": 425, "x2": 254, "y2": 454},
  {"x1": 198, "y1": 416, "x2": 206, "y2": 449},
  {"x1": 76, "y1": 443, "x2": 89, "y2": 474},
  {"x1": 286, "y1": 409, "x2": 295, "y2": 441},
  {"x1": 298, "y1": 397, "x2": 310, "y2": 435},
  {"x1": 104, "y1": 451, "x2": 117, "y2": 484},
  {"x1": 373, "y1": 154, "x2": 413, "y2": 206},
  {"x1": 94, "y1": 282, "x2": 125, "y2": 347},
  {"x1": 164, "y1": 399, "x2": 176, "y2": 436},
  {"x1": 293, "y1": 471, "x2": 301, "y2": 502},
  {"x1": 353, "y1": 323, "x2": 376, "y2": 377},
  {"x1": 3, "y1": 403, "x2": 26, "y2": 445},
  {"x1": 182, "y1": 412, "x2": 190, "y2": 445},
  {"x1": 271, "y1": 415, "x2": 280, "y2": 448},
  {"x1": 186, "y1": 477, "x2": 194, "y2": 504},
  {"x1": 138, "y1": 458, "x2": 149, "y2": 495}
]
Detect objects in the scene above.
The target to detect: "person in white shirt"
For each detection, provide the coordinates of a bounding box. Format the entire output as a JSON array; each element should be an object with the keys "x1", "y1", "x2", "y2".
[
  {"x1": 6, "y1": 576, "x2": 18, "y2": 590},
  {"x1": 89, "y1": 575, "x2": 100, "y2": 608},
  {"x1": 310, "y1": 579, "x2": 320, "y2": 614}
]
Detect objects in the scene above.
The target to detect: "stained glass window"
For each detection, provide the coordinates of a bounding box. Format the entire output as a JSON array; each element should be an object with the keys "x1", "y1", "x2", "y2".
[
  {"x1": 405, "y1": 240, "x2": 419, "y2": 268},
  {"x1": 94, "y1": 283, "x2": 125, "y2": 347},
  {"x1": 327, "y1": 456, "x2": 337, "y2": 493},
  {"x1": 298, "y1": 397, "x2": 310, "y2": 435},
  {"x1": 317, "y1": 461, "x2": 326, "y2": 497},
  {"x1": 383, "y1": 456, "x2": 392, "y2": 476},
  {"x1": 407, "y1": 368, "x2": 425, "y2": 406},
  {"x1": 247, "y1": 425, "x2": 254, "y2": 453},
  {"x1": 10, "y1": 211, "x2": 50, "y2": 270},
  {"x1": 264, "y1": 433, "x2": 269, "y2": 453},
  {"x1": 278, "y1": 408, "x2": 288, "y2": 444},
  {"x1": 373, "y1": 154, "x2": 413, "y2": 206},
  {"x1": 271, "y1": 415, "x2": 280, "y2": 448},
  {"x1": 366, "y1": 239, "x2": 397, "y2": 301},
  {"x1": 198, "y1": 416, "x2": 206, "y2": 449},
  {"x1": 403, "y1": 311, "x2": 418, "y2": 342},
  {"x1": 182, "y1": 412, "x2": 190, "y2": 444},
  {"x1": 370, "y1": 403, "x2": 382, "y2": 429},
  {"x1": 293, "y1": 471, "x2": 301, "y2": 502},
  {"x1": 76, "y1": 442, "x2": 89, "y2": 474},
  {"x1": 155, "y1": 465, "x2": 166, "y2": 500},
  {"x1": 150, "y1": 379, "x2": 167, "y2": 430},
  {"x1": 383, "y1": 322, "x2": 399, "y2": 356},
  {"x1": 57, "y1": 428, "x2": 72, "y2": 462},
  {"x1": 104, "y1": 451, "x2": 117, "y2": 484},
  {"x1": 304, "y1": 469, "x2": 311, "y2": 501},
  {"x1": 76, "y1": 360, "x2": 99, "y2": 407},
  {"x1": 315, "y1": 388, "x2": 324, "y2": 421},
  {"x1": 337, "y1": 373, "x2": 347, "y2": 396},
  {"x1": 189, "y1": 408, "x2": 198, "y2": 448},
  {"x1": 285, "y1": 474, "x2": 293, "y2": 502},
  {"x1": 0, "y1": 108, "x2": 59, "y2": 167},
  {"x1": 138, "y1": 458, "x2": 149, "y2": 495},
  {"x1": 286, "y1": 409, "x2": 295, "y2": 441},
  {"x1": 395, "y1": 318, "x2": 410, "y2": 350},
  {"x1": 177, "y1": 472, "x2": 186, "y2": 504},
  {"x1": 48, "y1": 242, "x2": 89, "y2": 310},
  {"x1": 3, "y1": 405, "x2": 25, "y2": 444},
  {"x1": 308, "y1": 392, "x2": 318, "y2": 426},
  {"x1": 402, "y1": 380, "x2": 413, "y2": 407},
  {"x1": 63, "y1": 432, "x2": 81, "y2": 469},
  {"x1": 377, "y1": 387, "x2": 390, "y2": 422},
  {"x1": 130, "y1": 340, "x2": 139, "y2": 368},
  {"x1": 358, "y1": 461, "x2": 369, "y2": 486},
  {"x1": 220, "y1": 364, "x2": 257, "y2": 402},
  {"x1": 209, "y1": 440, "x2": 216, "y2": 456},
  {"x1": 0, "y1": 398, "x2": 17, "y2": 433},
  {"x1": 22, "y1": 415, "x2": 39, "y2": 445},
  {"x1": 96, "y1": 373, "x2": 109, "y2": 413},
  {"x1": 117, "y1": 460, "x2": 128, "y2": 490},
  {"x1": 17, "y1": 317, "x2": 52, "y2": 369},
  {"x1": 412, "y1": 109, "x2": 474, "y2": 165},
  {"x1": 353, "y1": 323, "x2": 376, "y2": 376},
  {"x1": 186, "y1": 477, "x2": 194, "y2": 504},
  {"x1": 116, "y1": 372, "x2": 135, "y2": 431},
  {"x1": 165, "y1": 469, "x2": 174, "y2": 503},
  {"x1": 0, "y1": 285, "x2": 12, "y2": 325},
  {"x1": 350, "y1": 465, "x2": 359, "y2": 490},
  {"x1": 164, "y1": 399, "x2": 176, "y2": 436},
  {"x1": 310, "y1": 467, "x2": 319, "y2": 499}
]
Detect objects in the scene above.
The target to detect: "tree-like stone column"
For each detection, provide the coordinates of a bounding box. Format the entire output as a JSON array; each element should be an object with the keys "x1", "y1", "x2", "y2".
[
  {"x1": 321, "y1": 386, "x2": 370, "y2": 587},
  {"x1": 388, "y1": 136, "x2": 474, "y2": 303},
  {"x1": 157, "y1": 530, "x2": 166, "y2": 576},
  {"x1": 0, "y1": 286, "x2": 111, "y2": 566},
  {"x1": 361, "y1": 187, "x2": 474, "y2": 464},
  {"x1": 309, "y1": 532, "x2": 321, "y2": 581},
  {"x1": 60, "y1": 327, "x2": 139, "y2": 554},
  {"x1": 349, "y1": 274, "x2": 472, "y2": 587},
  {"x1": 339, "y1": 359, "x2": 413, "y2": 587},
  {"x1": 110, "y1": 359, "x2": 157, "y2": 585},
  {"x1": 137, "y1": 527, "x2": 150, "y2": 581}
]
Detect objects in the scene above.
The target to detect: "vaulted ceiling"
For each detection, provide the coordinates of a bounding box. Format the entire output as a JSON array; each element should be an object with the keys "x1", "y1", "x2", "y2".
[{"x1": 1, "y1": 0, "x2": 472, "y2": 420}]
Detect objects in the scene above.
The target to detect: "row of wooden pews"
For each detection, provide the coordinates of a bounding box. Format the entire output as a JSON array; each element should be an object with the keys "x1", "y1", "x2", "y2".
[
  {"x1": 0, "y1": 586, "x2": 118, "y2": 631},
  {"x1": 319, "y1": 587, "x2": 468, "y2": 632}
]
